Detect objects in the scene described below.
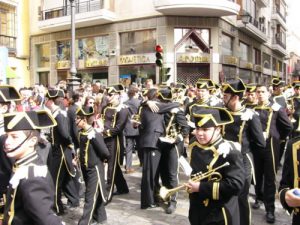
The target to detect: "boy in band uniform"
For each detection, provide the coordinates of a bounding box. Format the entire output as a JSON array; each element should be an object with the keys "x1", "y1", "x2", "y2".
[
  {"x1": 185, "y1": 106, "x2": 245, "y2": 225},
  {"x1": 2, "y1": 110, "x2": 64, "y2": 225}
]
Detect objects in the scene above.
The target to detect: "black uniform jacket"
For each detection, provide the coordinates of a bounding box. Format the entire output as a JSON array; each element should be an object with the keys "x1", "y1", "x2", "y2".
[
  {"x1": 68, "y1": 104, "x2": 80, "y2": 149},
  {"x1": 3, "y1": 151, "x2": 63, "y2": 225},
  {"x1": 79, "y1": 127, "x2": 110, "y2": 168},
  {"x1": 51, "y1": 108, "x2": 75, "y2": 176},
  {"x1": 279, "y1": 136, "x2": 300, "y2": 224},
  {"x1": 138, "y1": 101, "x2": 179, "y2": 149},
  {"x1": 254, "y1": 102, "x2": 292, "y2": 141},
  {"x1": 224, "y1": 106, "x2": 266, "y2": 155},
  {"x1": 189, "y1": 137, "x2": 245, "y2": 214}
]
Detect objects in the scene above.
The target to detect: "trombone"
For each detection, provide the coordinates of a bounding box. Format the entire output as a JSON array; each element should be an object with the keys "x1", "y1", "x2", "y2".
[{"x1": 159, "y1": 162, "x2": 230, "y2": 201}]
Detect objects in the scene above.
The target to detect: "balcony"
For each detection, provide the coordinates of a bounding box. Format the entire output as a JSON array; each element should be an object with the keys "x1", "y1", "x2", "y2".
[
  {"x1": 237, "y1": 16, "x2": 267, "y2": 43},
  {"x1": 272, "y1": 33, "x2": 287, "y2": 56},
  {"x1": 38, "y1": 0, "x2": 116, "y2": 32},
  {"x1": 153, "y1": 0, "x2": 240, "y2": 17},
  {"x1": 0, "y1": 34, "x2": 16, "y2": 54},
  {"x1": 256, "y1": 0, "x2": 268, "y2": 8},
  {"x1": 271, "y1": 6, "x2": 287, "y2": 29}
]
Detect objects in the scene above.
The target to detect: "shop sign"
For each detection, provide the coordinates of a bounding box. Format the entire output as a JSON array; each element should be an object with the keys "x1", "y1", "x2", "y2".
[
  {"x1": 222, "y1": 55, "x2": 238, "y2": 66},
  {"x1": 253, "y1": 64, "x2": 262, "y2": 72},
  {"x1": 118, "y1": 54, "x2": 155, "y2": 65},
  {"x1": 240, "y1": 60, "x2": 253, "y2": 70},
  {"x1": 85, "y1": 58, "x2": 108, "y2": 67},
  {"x1": 56, "y1": 60, "x2": 70, "y2": 69},
  {"x1": 177, "y1": 53, "x2": 210, "y2": 63}
]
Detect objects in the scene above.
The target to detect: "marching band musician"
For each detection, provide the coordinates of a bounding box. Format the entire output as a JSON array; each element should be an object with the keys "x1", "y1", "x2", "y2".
[
  {"x1": 0, "y1": 86, "x2": 22, "y2": 223},
  {"x1": 288, "y1": 81, "x2": 300, "y2": 137},
  {"x1": 76, "y1": 107, "x2": 110, "y2": 225},
  {"x1": 279, "y1": 133, "x2": 300, "y2": 225},
  {"x1": 2, "y1": 110, "x2": 64, "y2": 225},
  {"x1": 244, "y1": 83, "x2": 258, "y2": 109},
  {"x1": 45, "y1": 89, "x2": 78, "y2": 215},
  {"x1": 157, "y1": 87, "x2": 189, "y2": 214},
  {"x1": 222, "y1": 79, "x2": 266, "y2": 225},
  {"x1": 185, "y1": 106, "x2": 245, "y2": 225},
  {"x1": 101, "y1": 85, "x2": 129, "y2": 201},
  {"x1": 252, "y1": 85, "x2": 292, "y2": 223}
]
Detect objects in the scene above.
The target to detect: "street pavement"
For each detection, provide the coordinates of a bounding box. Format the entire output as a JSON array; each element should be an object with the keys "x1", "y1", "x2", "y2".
[{"x1": 62, "y1": 155, "x2": 292, "y2": 225}]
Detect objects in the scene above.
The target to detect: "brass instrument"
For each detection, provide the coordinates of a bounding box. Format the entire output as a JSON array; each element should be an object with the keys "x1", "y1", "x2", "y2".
[
  {"x1": 159, "y1": 162, "x2": 230, "y2": 201},
  {"x1": 159, "y1": 113, "x2": 179, "y2": 144}
]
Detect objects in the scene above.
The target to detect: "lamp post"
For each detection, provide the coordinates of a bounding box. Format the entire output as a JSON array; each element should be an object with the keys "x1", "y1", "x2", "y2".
[
  {"x1": 241, "y1": 13, "x2": 251, "y2": 26},
  {"x1": 67, "y1": 0, "x2": 80, "y2": 94}
]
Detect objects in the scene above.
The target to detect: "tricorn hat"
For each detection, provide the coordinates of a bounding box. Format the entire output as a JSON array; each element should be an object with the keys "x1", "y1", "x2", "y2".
[
  {"x1": 76, "y1": 106, "x2": 94, "y2": 117},
  {"x1": 107, "y1": 84, "x2": 124, "y2": 95},
  {"x1": 0, "y1": 85, "x2": 21, "y2": 103},
  {"x1": 192, "y1": 106, "x2": 233, "y2": 128},
  {"x1": 222, "y1": 79, "x2": 246, "y2": 94},
  {"x1": 46, "y1": 89, "x2": 65, "y2": 99},
  {"x1": 271, "y1": 78, "x2": 285, "y2": 87},
  {"x1": 196, "y1": 79, "x2": 214, "y2": 90},
  {"x1": 292, "y1": 81, "x2": 300, "y2": 88},
  {"x1": 246, "y1": 83, "x2": 257, "y2": 93},
  {"x1": 4, "y1": 110, "x2": 57, "y2": 132},
  {"x1": 158, "y1": 87, "x2": 173, "y2": 101}
]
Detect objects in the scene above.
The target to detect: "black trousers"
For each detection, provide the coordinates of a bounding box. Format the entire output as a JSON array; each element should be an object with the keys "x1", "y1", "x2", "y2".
[
  {"x1": 141, "y1": 147, "x2": 161, "y2": 208},
  {"x1": 105, "y1": 137, "x2": 129, "y2": 201},
  {"x1": 159, "y1": 143, "x2": 179, "y2": 203},
  {"x1": 253, "y1": 138, "x2": 279, "y2": 213},
  {"x1": 78, "y1": 165, "x2": 107, "y2": 225}
]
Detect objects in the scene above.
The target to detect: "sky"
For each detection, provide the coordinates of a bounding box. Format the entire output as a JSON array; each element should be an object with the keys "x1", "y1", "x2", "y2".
[{"x1": 286, "y1": 0, "x2": 300, "y2": 32}]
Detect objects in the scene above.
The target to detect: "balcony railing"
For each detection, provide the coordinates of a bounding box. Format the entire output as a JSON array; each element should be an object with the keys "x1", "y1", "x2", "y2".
[
  {"x1": 40, "y1": 0, "x2": 103, "y2": 20},
  {"x1": 273, "y1": 6, "x2": 286, "y2": 22},
  {"x1": 239, "y1": 14, "x2": 266, "y2": 34},
  {"x1": 0, "y1": 34, "x2": 16, "y2": 53},
  {"x1": 273, "y1": 33, "x2": 286, "y2": 49}
]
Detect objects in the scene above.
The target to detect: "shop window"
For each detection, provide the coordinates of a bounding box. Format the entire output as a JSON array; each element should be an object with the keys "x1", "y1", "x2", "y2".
[
  {"x1": 57, "y1": 40, "x2": 70, "y2": 60},
  {"x1": 120, "y1": 30, "x2": 156, "y2": 55},
  {"x1": 37, "y1": 44, "x2": 50, "y2": 68},
  {"x1": 119, "y1": 65, "x2": 156, "y2": 85},
  {"x1": 223, "y1": 66, "x2": 237, "y2": 81},
  {"x1": 221, "y1": 33, "x2": 233, "y2": 56},
  {"x1": 79, "y1": 35, "x2": 109, "y2": 59}
]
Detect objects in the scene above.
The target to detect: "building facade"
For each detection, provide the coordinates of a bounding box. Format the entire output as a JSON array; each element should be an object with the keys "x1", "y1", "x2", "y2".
[
  {"x1": 0, "y1": 0, "x2": 30, "y2": 87},
  {"x1": 29, "y1": 0, "x2": 288, "y2": 87}
]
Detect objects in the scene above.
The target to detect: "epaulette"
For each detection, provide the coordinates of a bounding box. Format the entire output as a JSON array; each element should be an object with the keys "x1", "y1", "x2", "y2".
[
  {"x1": 170, "y1": 107, "x2": 180, "y2": 114},
  {"x1": 116, "y1": 103, "x2": 128, "y2": 112},
  {"x1": 59, "y1": 109, "x2": 67, "y2": 118},
  {"x1": 271, "y1": 102, "x2": 281, "y2": 111},
  {"x1": 10, "y1": 165, "x2": 48, "y2": 189},
  {"x1": 87, "y1": 128, "x2": 96, "y2": 140},
  {"x1": 240, "y1": 108, "x2": 256, "y2": 121},
  {"x1": 209, "y1": 96, "x2": 221, "y2": 107}
]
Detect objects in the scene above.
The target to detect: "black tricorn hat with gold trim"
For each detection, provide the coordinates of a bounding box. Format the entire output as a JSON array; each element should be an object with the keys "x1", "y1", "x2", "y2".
[
  {"x1": 192, "y1": 106, "x2": 233, "y2": 128},
  {"x1": 222, "y1": 78, "x2": 246, "y2": 94},
  {"x1": 271, "y1": 77, "x2": 285, "y2": 87},
  {"x1": 107, "y1": 84, "x2": 124, "y2": 94},
  {"x1": 76, "y1": 106, "x2": 94, "y2": 117},
  {"x1": 292, "y1": 81, "x2": 300, "y2": 88},
  {"x1": 3, "y1": 110, "x2": 57, "y2": 132},
  {"x1": 246, "y1": 83, "x2": 257, "y2": 93},
  {"x1": 46, "y1": 89, "x2": 65, "y2": 99},
  {"x1": 158, "y1": 87, "x2": 173, "y2": 101},
  {"x1": 0, "y1": 85, "x2": 21, "y2": 103},
  {"x1": 196, "y1": 79, "x2": 214, "y2": 90}
]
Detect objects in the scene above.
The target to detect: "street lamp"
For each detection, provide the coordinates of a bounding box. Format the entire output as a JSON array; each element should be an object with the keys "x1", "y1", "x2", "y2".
[
  {"x1": 67, "y1": 0, "x2": 80, "y2": 94},
  {"x1": 241, "y1": 13, "x2": 251, "y2": 26}
]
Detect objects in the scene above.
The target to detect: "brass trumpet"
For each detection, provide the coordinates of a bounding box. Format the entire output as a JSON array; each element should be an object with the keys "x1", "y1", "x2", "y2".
[{"x1": 159, "y1": 162, "x2": 230, "y2": 201}]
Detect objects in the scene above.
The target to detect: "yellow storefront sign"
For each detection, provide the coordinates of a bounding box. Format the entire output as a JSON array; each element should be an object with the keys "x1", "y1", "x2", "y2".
[
  {"x1": 85, "y1": 58, "x2": 108, "y2": 67},
  {"x1": 177, "y1": 54, "x2": 210, "y2": 63},
  {"x1": 118, "y1": 55, "x2": 154, "y2": 65},
  {"x1": 56, "y1": 60, "x2": 71, "y2": 69}
]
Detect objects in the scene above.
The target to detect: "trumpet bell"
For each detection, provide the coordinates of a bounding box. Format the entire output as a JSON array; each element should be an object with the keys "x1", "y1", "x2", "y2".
[{"x1": 159, "y1": 186, "x2": 170, "y2": 201}]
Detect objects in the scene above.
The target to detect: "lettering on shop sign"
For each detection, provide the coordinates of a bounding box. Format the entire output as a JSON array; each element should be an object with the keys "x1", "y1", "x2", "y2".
[
  {"x1": 222, "y1": 56, "x2": 238, "y2": 66},
  {"x1": 85, "y1": 58, "x2": 108, "y2": 67},
  {"x1": 177, "y1": 54, "x2": 210, "y2": 63},
  {"x1": 56, "y1": 60, "x2": 70, "y2": 69},
  {"x1": 118, "y1": 55, "x2": 154, "y2": 65}
]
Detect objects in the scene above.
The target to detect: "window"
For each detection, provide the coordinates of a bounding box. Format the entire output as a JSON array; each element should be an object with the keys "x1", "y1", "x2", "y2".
[
  {"x1": 37, "y1": 44, "x2": 50, "y2": 68},
  {"x1": 0, "y1": 3, "x2": 16, "y2": 51},
  {"x1": 263, "y1": 53, "x2": 271, "y2": 69},
  {"x1": 253, "y1": 48, "x2": 261, "y2": 65},
  {"x1": 239, "y1": 41, "x2": 249, "y2": 61},
  {"x1": 120, "y1": 30, "x2": 156, "y2": 55},
  {"x1": 222, "y1": 33, "x2": 233, "y2": 55},
  {"x1": 78, "y1": 36, "x2": 109, "y2": 60},
  {"x1": 57, "y1": 40, "x2": 71, "y2": 60}
]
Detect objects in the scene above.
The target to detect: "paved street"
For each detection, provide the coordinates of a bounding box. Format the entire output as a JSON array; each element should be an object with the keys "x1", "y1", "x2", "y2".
[{"x1": 62, "y1": 156, "x2": 292, "y2": 225}]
